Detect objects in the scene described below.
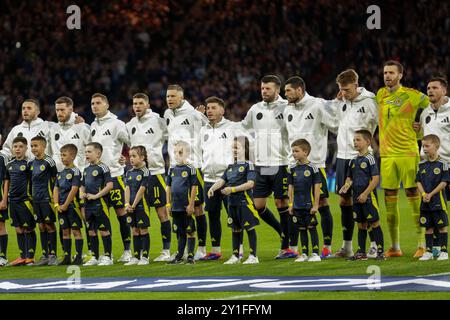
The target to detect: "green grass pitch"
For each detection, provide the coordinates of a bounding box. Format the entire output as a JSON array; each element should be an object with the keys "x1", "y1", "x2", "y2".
[{"x1": 1, "y1": 192, "x2": 449, "y2": 300}]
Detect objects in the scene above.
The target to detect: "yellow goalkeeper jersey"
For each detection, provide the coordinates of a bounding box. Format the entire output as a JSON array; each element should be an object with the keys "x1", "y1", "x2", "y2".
[{"x1": 377, "y1": 85, "x2": 429, "y2": 157}]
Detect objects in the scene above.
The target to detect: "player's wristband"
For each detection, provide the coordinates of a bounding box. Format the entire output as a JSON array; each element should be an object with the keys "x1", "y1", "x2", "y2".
[
  {"x1": 231, "y1": 187, "x2": 236, "y2": 193},
  {"x1": 421, "y1": 192, "x2": 426, "y2": 197},
  {"x1": 166, "y1": 203, "x2": 172, "y2": 208},
  {"x1": 288, "y1": 202, "x2": 293, "y2": 207},
  {"x1": 125, "y1": 203, "x2": 130, "y2": 208},
  {"x1": 53, "y1": 204, "x2": 59, "y2": 208}
]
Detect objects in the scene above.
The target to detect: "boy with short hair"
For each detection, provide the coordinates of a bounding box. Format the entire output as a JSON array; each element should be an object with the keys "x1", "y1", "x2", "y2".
[
  {"x1": 0, "y1": 152, "x2": 9, "y2": 266},
  {"x1": 80, "y1": 142, "x2": 114, "y2": 266},
  {"x1": 30, "y1": 136, "x2": 58, "y2": 266},
  {"x1": 3, "y1": 137, "x2": 36, "y2": 266},
  {"x1": 340, "y1": 130, "x2": 385, "y2": 260},
  {"x1": 53, "y1": 144, "x2": 84, "y2": 265},
  {"x1": 288, "y1": 139, "x2": 322, "y2": 262},
  {"x1": 416, "y1": 134, "x2": 449, "y2": 261},
  {"x1": 166, "y1": 141, "x2": 198, "y2": 265}
]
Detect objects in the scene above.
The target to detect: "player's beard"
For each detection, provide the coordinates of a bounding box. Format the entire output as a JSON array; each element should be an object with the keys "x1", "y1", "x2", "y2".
[{"x1": 263, "y1": 93, "x2": 276, "y2": 103}]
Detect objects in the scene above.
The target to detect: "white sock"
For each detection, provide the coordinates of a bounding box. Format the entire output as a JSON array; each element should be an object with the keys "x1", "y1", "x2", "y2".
[
  {"x1": 393, "y1": 243, "x2": 401, "y2": 251},
  {"x1": 211, "y1": 246, "x2": 221, "y2": 254},
  {"x1": 239, "y1": 244, "x2": 244, "y2": 255},
  {"x1": 197, "y1": 246, "x2": 206, "y2": 254},
  {"x1": 344, "y1": 241, "x2": 353, "y2": 252},
  {"x1": 370, "y1": 241, "x2": 377, "y2": 249}
]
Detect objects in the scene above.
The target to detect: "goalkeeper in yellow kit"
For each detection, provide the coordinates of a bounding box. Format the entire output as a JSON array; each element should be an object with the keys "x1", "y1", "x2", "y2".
[{"x1": 377, "y1": 60, "x2": 429, "y2": 258}]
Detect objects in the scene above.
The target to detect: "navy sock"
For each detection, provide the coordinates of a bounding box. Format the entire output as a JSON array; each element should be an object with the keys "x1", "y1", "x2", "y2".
[
  {"x1": 340, "y1": 206, "x2": 354, "y2": 241},
  {"x1": 208, "y1": 209, "x2": 222, "y2": 247},
  {"x1": 232, "y1": 232, "x2": 241, "y2": 258},
  {"x1": 357, "y1": 228, "x2": 367, "y2": 253},
  {"x1": 133, "y1": 235, "x2": 142, "y2": 258},
  {"x1": 425, "y1": 233, "x2": 434, "y2": 252},
  {"x1": 176, "y1": 234, "x2": 187, "y2": 260},
  {"x1": 278, "y1": 207, "x2": 290, "y2": 250},
  {"x1": 75, "y1": 239, "x2": 83, "y2": 257},
  {"x1": 300, "y1": 230, "x2": 308, "y2": 254},
  {"x1": 433, "y1": 228, "x2": 440, "y2": 247},
  {"x1": 102, "y1": 235, "x2": 112, "y2": 257},
  {"x1": 187, "y1": 237, "x2": 196, "y2": 257},
  {"x1": 90, "y1": 235, "x2": 99, "y2": 259},
  {"x1": 247, "y1": 229, "x2": 257, "y2": 256},
  {"x1": 63, "y1": 238, "x2": 71, "y2": 258},
  {"x1": 309, "y1": 227, "x2": 320, "y2": 254},
  {"x1": 371, "y1": 225, "x2": 384, "y2": 254},
  {"x1": 48, "y1": 231, "x2": 57, "y2": 256},
  {"x1": 0, "y1": 234, "x2": 7, "y2": 258},
  {"x1": 195, "y1": 215, "x2": 207, "y2": 247},
  {"x1": 288, "y1": 216, "x2": 299, "y2": 247},
  {"x1": 40, "y1": 231, "x2": 48, "y2": 257},
  {"x1": 319, "y1": 206, "x2": 333, "y2": 245},
  {"x1": 141, "y1": 233, "x2": 150, "y2": 258},
  {"x1": 17, "y1": 233, "x2": 26, "y2": 259},
  {"x1": 26, "y1": 231, "x2": 37, "y2": 259},
  {"x1": 439, "y1": 232, "x2": 448, "y2": 253},
  {"x1": 161, "y1": 220, "x2": 171, "y2": 250},
  {"x1": 118, "y1": 215, "x2": 131, "y2": 251}
]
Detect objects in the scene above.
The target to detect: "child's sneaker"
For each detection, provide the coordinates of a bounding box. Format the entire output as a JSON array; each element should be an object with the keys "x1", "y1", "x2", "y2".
[
  {"x1": 200, "y1": 252, "x2": 222, "y2": 261},
  {"x1": 308, "y1": 253, "x2": 321, "y2": 262},
  {"x1": 224, "y1": 255, "x2": 241, "y2": 264},
  {"x1": 347, "y1": 251, "x2": 368, "y2": 261},
  {"x1": 0, "y1": 257, "x2": 8, "y2": 266},
  {"x1": 47, "y1": 255, "x2": 58, "y2": 266},
  {"x1": 432, "y1": 247, "x2": 441, "y2": 258},
  {"x1": 137, "y1": 257, "x2": 150, "y2": 265},
  {"x1": 9, "y1": 257, "x2": 26, "y2": 266},
  {"x1": 367, "y1": 247, "x2": 378, "y2": 259},
  {"x1": 419, "y1": 252, "x2": 433, "y2": 261},
  {"x1": 83, "y1": 257, "x2": 98, "y2": 266},
  {"x1": 437, "y1": 252, "x2": 448, "y2": 261},
  {"x1": 243, "y1": 255, "x2": 259, "y2": 264},
  {"x1": 25, "y1": 258, "x2": 35, "y2": 266},
  {"x1": 34, "y1": 256, "x2": 49, "y2": 266},
  {"x1": 98, "y1": 255, "x2": 113, "y2": 266},
  {"x1": 153, "y1": 250, "x2": 171, "y2": 262},
  {"x1": 320, "y1": 247, "x2": 332, "y2": 259},
  {"x1": 167, "y1": 257, "x2": 184, "y2": 265},
  {"x1": 295, "y1": 254, "x2": 308, "y2": 262},
  {"x1": 333, "y1": 248, "x2": 352, "y2": 258},
  {"x1": 186, "y1": 256, "x2": 195, "y2": 264},
  {"x1": 124, "y1": 257, "x2": 140, "y2": 266},
  {"x1": 118, "y1": 250, "x2": 132, "y2": 263},
  {"x1": 193, "y1": 251, "x2": 206, "y2": 261}
]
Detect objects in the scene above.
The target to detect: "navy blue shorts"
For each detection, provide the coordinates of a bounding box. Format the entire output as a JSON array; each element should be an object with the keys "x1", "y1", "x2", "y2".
[
  {"x1": 109, "y1": 176, "x2": 126, "y2": 209},
  {"x1": 420, "y1": 210, "x2": 448, "y2": 229},
  {"x1": 146, "y1": 174, "x2": 167, "y2": 208},
  {"x1": 9, "y1": 200, "x2": 35, "y2": 229},
  {"x1": 292, "y1": 209, "x2": 318, "y2": 228},
  {"x1": 204, "y1": 182, "x2": 228, "y2": 214},
  {"x1": 254, "y1": 165, "x2": 289, "y2": 199},
  {"x1": 33, "y1": 202, "x2": 56, "y2": 224},
  {"x1": 335, "y1": 158, "x2": 351, "y2": 197},
  {"x1": 129, "y1": 209, "x2": 150, "y2": 228},
  {"x1": 172, "y1": 211, "x2": 196, "y2": 235},
  {"x1": 353, "y1": 199, "x2": 380, "y2": 223},
  {"x1": 85, "y1": 205, "x2": 111, "y2": 231},
  {"x1": 227, "y1": 204, "x2": 260, "y2": 231},
  {"x1": 59, "y1": 206, "x2": 83, "y2": 230}
]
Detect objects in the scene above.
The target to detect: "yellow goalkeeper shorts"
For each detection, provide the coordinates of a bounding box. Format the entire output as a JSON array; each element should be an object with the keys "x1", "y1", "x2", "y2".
[{"x1": 380, "y1": 156, "x2": 419, "y2": 190}]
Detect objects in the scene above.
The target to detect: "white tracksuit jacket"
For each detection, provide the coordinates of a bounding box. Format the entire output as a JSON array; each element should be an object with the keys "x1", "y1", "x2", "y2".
[
  {"x1": 126, "y1": 109, "x2": 168, "y2": 175},
  {"x1": 164, "y1": 100, "x2": 208, "y2": 168},
  {"x1": 90, "y1": 111, "x2": 130, "y2": 177}
]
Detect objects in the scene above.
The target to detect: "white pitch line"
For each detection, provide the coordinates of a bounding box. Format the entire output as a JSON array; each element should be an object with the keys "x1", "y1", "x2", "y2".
[
  {"x1": 415, "y1": 272, "x2": 450, "y2": 277},
  {"x1": 211, "y1": 291, "x2": 286, "y2": 300}
]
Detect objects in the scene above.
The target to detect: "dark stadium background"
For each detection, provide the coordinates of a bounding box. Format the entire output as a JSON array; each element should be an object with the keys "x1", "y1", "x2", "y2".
[{"x1": 0, "y1": 0, "x2": 448, "y2": 182}]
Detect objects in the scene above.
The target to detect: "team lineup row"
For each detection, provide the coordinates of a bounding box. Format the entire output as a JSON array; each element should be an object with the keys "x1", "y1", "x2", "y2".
[{"x1": 0, "y1": 61, "x2": 449, "y2": 267}]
